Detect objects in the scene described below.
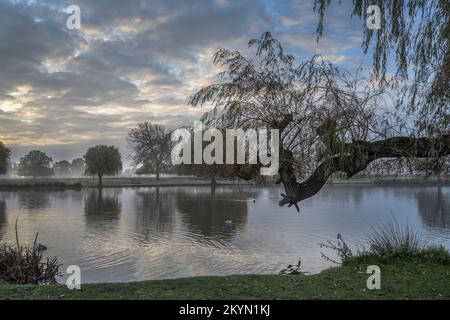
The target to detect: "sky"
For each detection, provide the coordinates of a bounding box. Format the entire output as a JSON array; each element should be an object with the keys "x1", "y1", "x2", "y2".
[{"x1": 0, "y1": 0, "x2": 371, "y2": 165}]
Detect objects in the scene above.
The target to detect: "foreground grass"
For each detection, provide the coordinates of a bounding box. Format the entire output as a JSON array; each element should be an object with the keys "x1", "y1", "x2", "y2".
[{"x1": 1, "y1": 257, "x2": 449, "y2": 300}]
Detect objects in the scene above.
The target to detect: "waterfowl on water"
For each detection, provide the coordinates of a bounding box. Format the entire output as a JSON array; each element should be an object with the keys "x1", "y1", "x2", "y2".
[{"x1": 36, "y1": 243, "x2": 47, "y2": 252}]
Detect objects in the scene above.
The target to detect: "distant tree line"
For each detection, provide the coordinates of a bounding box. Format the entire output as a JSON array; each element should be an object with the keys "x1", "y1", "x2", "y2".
[
  {"x1": 0, "y1": 144, "x2": 123, "y2": 188},
  {"x1": 4, "y1": 151, "x2": 87, "y2": 179},
  {"x1": 0, "y1": 121, "x2": 175, "y2": 187},
  {"x1": 0, "y1": 120, "x2": 226, "y2": 187}
]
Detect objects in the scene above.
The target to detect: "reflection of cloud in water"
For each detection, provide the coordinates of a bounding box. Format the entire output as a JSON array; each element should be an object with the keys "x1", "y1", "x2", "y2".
[{"x1": 131, "y1": 240, "x2": 277, "y2": 281}]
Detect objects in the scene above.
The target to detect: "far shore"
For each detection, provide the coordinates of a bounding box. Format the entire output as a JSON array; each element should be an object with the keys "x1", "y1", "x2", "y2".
[
  {"x1": 0, "y1": 177, "x2": 241, "y2": 190},
  {"x1": 0, "y1": 176, "x2": 448, "y2": 190}
]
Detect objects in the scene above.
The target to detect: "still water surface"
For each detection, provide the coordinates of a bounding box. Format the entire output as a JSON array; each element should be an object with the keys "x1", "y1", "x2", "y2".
[{"x1": 0, "y1": 185, "x2": 448, "y2": 283}]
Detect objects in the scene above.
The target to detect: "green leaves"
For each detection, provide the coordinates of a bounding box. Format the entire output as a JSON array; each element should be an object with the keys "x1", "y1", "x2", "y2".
[
  {"x1": 17, "y1": 150, "x2": 53, "y2": 178},
  {"x1": 84, "y1": 145, "x2": 122, "y2": 178},
  {"x1": 0, "y1": 142, "x2": 10, "y2": 175}
]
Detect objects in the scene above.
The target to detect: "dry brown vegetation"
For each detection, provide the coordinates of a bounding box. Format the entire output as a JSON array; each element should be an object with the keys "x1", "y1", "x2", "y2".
[{"x1": 0, "y1": 219, "x2": 60, "y2": 284}]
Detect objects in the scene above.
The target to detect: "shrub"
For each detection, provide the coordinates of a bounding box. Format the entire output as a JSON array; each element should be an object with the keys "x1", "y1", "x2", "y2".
[{"x1": 320, "y1": 234, "x2": 354, "y2": 265}]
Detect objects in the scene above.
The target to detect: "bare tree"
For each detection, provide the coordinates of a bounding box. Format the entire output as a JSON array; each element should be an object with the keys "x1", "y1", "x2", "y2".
[
  {"x1": 190, "y1": 32, "x2": 449, "y2": 211},
  {"x1": 128, "y1": 122, "x2": 172, "y2": 180}
]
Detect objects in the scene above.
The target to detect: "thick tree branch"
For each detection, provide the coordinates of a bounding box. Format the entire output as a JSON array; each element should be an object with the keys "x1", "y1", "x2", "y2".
[{"x1": 279, "y1": 134, "x2": 450, "y2": 209}]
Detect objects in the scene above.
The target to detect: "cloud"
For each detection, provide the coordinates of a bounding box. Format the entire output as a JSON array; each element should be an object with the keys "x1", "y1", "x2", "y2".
[{"x1": 0, "y1": 0, "x2": 368, "y2": 164}]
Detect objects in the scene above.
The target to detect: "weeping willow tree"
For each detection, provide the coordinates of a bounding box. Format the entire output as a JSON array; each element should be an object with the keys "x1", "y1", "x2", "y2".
[
  {"x1": 0, "y1": 142, "x2": 10, "y2": 175},
  {"x1": 190, "y1": 32, "x2": 449, "y2": 211},
  {"x1": 315, "y1": 0, "x2": 449, "y2": 134}
]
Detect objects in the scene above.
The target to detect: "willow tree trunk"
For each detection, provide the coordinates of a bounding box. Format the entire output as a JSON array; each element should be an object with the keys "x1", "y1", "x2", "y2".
[{"x1": 98, "y1": 174, "x2": 103, "y2": 188}]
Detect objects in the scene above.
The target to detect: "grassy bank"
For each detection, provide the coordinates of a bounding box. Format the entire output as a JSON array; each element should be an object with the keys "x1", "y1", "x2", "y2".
[
  {"x1": 0, "y1": 176, "x2": 448, "y2": 190},
  {"x1": 0, "y1": 256, "x2": 449, "y2": 300},
  {"x1": 0, "y1": 177, "x2": 242, "y2": 189}
]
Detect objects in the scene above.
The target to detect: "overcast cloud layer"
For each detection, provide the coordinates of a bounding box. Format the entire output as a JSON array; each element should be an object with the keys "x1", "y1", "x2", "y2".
[{"x1": 0, "y1": 0, "x2": 366, "y2": 164}]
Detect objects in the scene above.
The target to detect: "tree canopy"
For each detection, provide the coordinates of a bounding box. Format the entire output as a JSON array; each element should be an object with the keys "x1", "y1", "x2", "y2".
[
  {"x1": 190, "y1": 32, "x2": 449, "y2": 211},
  {"x1": 84, "y1": 145, "x2": 122, "y2": 187},
  {"x1": 0, "y1": 142, "x2": 11, "y2": 175},
  {"x1": 54, "y1": 160, "x2": 71, "y2": 177},
  {"x1": 17, "y1": 150, "x2": 53, "y2": 178},
  {"x1": 71, "y1": 158, "x2": 85, "y2": 177}
]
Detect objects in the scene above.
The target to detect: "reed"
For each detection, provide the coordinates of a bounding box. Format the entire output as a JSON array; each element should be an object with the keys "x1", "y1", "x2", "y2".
[
  {"x1": 0, "y1": 219, "x2": 60, "y2": 284},
  {"x1": 321, "y1": 220, "x2": 450, "y2": 265},
  {"x1": 366, "y1": 220, "x2": 428, "y2": 257}
]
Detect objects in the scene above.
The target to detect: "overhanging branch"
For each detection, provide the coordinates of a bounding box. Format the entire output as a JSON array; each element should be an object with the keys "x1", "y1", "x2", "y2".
[{"x1": 279, "y1": 134, "x2": 450, "y2": 209}]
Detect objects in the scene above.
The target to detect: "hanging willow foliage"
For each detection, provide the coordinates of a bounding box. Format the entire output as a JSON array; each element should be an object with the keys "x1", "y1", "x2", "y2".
[{"x1": 314, "y1": 0, "x2": 449, "y2": 134}]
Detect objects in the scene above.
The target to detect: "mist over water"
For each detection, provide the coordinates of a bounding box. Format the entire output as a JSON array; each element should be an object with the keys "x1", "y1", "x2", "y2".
[{"x1": 0, "y1": 185, "x2": 448, "y2": 283}]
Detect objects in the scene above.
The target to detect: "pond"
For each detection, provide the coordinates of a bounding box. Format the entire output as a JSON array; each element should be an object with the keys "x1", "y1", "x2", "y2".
[{"x1": 0, "y1": 184, "x2": 449, "y2": 283}]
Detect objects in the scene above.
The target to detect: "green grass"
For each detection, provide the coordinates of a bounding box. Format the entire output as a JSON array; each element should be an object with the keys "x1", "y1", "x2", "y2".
[{"x1": 1, "y1": 257, "x2": 449, "y2": 300}]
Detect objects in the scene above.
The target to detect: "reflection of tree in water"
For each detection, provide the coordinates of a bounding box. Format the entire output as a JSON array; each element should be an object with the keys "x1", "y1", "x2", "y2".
[
  {"x1": 134, "y1": 188, "x2": 176, "y2": 238},
  {"x1": 175, "y1": 187, "x2": 249, "y2": 242},
  {"x1": 416, "y1": 188, "x2": 450, "y2": 230},
  {"x1": 48, "y1": 190, "x2": 75, "y2": 201},
  {"x1": 0, "y1": 201, "x2": 6, "y2": 241},
  {"x1": 17, "y1": 191, "x2": 51, "y2": 210},
  {"x1": 15, "y1": 190, "x2": 83, "y2": 211},
  {"x1": 389, "y1": 185, "x2": 450, "y2": 230},
  {"x1": 84, "y1": 189, "x2": 121, "y2": 228}
]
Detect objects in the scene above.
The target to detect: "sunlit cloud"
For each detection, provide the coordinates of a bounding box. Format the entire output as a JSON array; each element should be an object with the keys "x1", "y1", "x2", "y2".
[{"x1": 0, "y1": 0, "x2": 368, "y2": 163}]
